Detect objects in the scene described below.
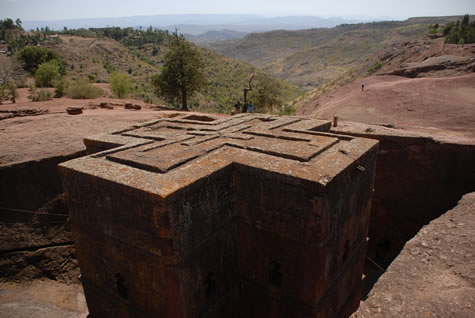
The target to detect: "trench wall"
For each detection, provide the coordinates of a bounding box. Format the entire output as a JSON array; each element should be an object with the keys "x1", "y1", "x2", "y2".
[
  {"x1": 0, "y1": 152, "x2": 84, "y2": 283},
  {"x1": 331, "y1": 130, "x2": 475, "y2": 296}
]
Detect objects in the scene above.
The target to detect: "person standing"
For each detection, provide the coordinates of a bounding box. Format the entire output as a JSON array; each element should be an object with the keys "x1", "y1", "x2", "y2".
[
  {"x1": 232, "y1": 101, "x2": 241, "y2": 115},
  {"x1": 248, "y1": 101, "x2": 253, "y2": 113},
  {"x1": 241, "y1": 102, "x2": 249, "y2": 113}
]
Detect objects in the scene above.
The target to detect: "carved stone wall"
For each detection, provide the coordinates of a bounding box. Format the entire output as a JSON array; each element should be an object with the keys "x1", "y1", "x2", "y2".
[{"x1": 59, "y1": 113, "x2": 378, "y2": 318}]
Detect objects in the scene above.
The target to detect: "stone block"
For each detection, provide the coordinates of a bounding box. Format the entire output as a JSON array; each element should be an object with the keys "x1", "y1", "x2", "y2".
[{"x1": 59, "y1": 114, "x2": 378, "y2": 317}]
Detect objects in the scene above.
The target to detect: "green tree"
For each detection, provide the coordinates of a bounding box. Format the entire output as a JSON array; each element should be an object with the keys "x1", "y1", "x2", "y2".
[
  {"x1": 443, "y1": 14, "x2": 475, "y2": 44},
  {"x1": 110, "y1": 72, "x2": 132, "y2": 99},
  {"x1": 151, "y1": 32, "x2": 205, "y2": 110},
  {"x1": 17, "y1": 46, "x2": 66, "y2": 74},
  {"x1": 34, "y1": 60, "x2": 62, "y2": 87},
  {"x1": 250, "y1": 74, "x2": 283, "y2": 113}
]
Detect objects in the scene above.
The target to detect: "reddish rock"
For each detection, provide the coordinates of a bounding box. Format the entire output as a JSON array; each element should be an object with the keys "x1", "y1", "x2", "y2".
[
  {"x1": 99, "y1": 102, "x2": 114, "y2": 109},
  {"x1": 352, "y1": 192, "x2": 475, "y2": 318},
  {"x1": 124, "y1": 103, "x2": 141, "y2": 110},
  {"x1": 66, "y1": 107, "x2": 83, "y2": 115},
  {"x1": 60, "y1": 114, "x2": 378, "y2": 317}
]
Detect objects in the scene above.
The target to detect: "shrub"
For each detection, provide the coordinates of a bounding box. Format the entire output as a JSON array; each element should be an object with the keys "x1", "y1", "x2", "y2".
[
  {"x1": 34, "y1": 60, "x2": 62, "y2": 87},
  {"x1": 0, "y1": 82, "x2": 18, "y2": 104},
  {"x1": 66, "y1": 79, "x2": 104, "y2": 99},
  {"x1": 28, "y1": 86, "x2": 52, "y2": 102},
  {"x1": 87, "y1": 74, "x2": 96, "y2": 82},
  {"x1": 368, "y1": 61, "x2": 383, "y2": 74},
  {"x1": 6, "y1": 82, "x2": 18, "y2": 103},
  {"x1": 278, "y1": 104, "x2": 296, "y2": 116},
  {"x1": 53, "y1": 78, "x2": 68, "y2": 98},
  {"x1": 110, "y1": 72, "x2": 132, "y2": 98}
]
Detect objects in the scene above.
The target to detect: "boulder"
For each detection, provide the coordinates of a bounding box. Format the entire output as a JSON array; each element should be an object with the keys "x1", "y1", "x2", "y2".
[
  {"x1": 66, "y1": 107, "x2": 83, "y2": 115},
  {"x1": 124, "y1": 103, "x2": 141, "y2": 110}
]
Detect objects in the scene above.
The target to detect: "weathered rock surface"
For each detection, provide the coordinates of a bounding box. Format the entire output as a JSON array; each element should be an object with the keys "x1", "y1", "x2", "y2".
[
  {"x1": 0, "y1": 280, "x2": 88, "y2": 318},
  {"x1": 66, "y1": 107, "x2": 83, "y2": 115},
  {"x1": 124, "y1": 103, "x2": 141, "y2": 110},
  {"x1": 60, "y1": 114, "x2": 377, "y2": 317},
  {"x1": 352, "y1": 192, "x2": 475, "y2": 318},
  {"x1": 0, "y1": 108, "x2": 48, "y2": 120},
  {"x1": 386, "y1": 55, "x2": 475, "y2": 78}
]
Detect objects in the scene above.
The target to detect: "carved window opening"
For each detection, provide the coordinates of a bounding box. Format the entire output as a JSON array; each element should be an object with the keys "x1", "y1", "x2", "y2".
[
  {"x1": 269, "y1": 261, "x2": 283, "y2": 288},
  {"x1": 115, "y1": 273, "x2": 128, "y2": 300},
  {"x1": 343, "y1": 240, "x2": 350, "y2": 262},
  {"x1": 205, "y1": 272, "x2": 217, "y2": 299}
]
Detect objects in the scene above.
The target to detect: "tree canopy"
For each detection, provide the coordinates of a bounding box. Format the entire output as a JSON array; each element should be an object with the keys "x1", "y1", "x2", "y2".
[
  {"x1": 250, "y1": 74, "x2": 283, "y2": 113},
  {"x1": 110, "y1": 72, "x2": 132, "y2": 99},
  {"x1": 151, "y1": 32, "x2": 205, "y2": 110},
  {"x1": 34, "y1": 59, "x2": 62, "y2": 87},
  {"x1": 17, "y1": 46, "x2": 66, "y2": 75},
  {"x1": 443, "y1": 14, "x2": 475, "y2": 44}
]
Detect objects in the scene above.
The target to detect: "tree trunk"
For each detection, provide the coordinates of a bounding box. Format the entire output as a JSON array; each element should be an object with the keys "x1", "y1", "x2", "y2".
[{"x1": 181, "y1": 87, "x2": 188, "y2": 111}]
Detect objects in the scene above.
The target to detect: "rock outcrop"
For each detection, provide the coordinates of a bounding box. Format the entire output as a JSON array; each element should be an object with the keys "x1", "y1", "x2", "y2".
[
  {"x1": 352, "y1": 192, "x2": 475, "y2": 317},
  {"x1": 386, "y1": 55, "x2": 475, "y2": 78}
]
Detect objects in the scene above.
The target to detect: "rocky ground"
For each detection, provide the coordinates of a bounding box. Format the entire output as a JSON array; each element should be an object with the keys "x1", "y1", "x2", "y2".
[
  {"x1": 0, "y1": 88, "x2": 169, "y2": 166},
  {"x1": 352, "y1": 192, "x2": 475, "y2": 318},
  {"x1": 297, "y1": 39, "x2": 475, "y2": 138},
  {"x1": 297, "y1": 72, "x2": 475, "y2": 137}
]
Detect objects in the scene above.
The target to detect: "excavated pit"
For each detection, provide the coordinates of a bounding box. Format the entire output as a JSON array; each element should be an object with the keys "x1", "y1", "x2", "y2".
[
  {"x1": 331, "y1": 124, "x2": 475, "y2": 298},
  {"x1": 1, "y1": 114, "x2": 474, "y2": 317},
  {"x1": 0, "y1": 152, "x2": 85, "y2": 283}
]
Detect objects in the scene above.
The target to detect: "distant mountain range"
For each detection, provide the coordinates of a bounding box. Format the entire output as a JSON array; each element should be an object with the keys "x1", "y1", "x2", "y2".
[{"x1": 22, "y1": 14, "x2": 373, "y2": 36}]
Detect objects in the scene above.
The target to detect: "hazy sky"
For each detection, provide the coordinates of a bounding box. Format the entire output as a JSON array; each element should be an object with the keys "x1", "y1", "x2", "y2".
[{"x1": 1, "y1": 0, "x2": 474, "y2": 21}]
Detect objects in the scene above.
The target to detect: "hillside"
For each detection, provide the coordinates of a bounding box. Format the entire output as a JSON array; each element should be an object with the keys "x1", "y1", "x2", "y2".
[
  {"x1": 294, "y1": 37, "x2": 475, "y2": 135},
  {"x1": 208, "y1": 17, "x2": 472, "y2": 89},
  {"x1": 2, "y1": 30, "x2": 302, "y2": 114}
]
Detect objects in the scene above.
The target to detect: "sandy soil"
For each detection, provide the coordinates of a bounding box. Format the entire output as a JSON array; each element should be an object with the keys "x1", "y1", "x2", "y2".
[
  {"x1": 298, "y1": 73, "x2": 475, "y2": 137},
  {"x1": 0, "y1": 280, "x2": 88, "y2": 318}
]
